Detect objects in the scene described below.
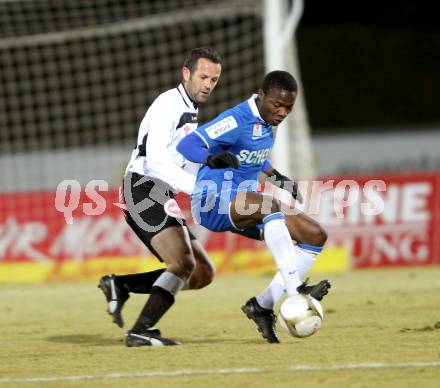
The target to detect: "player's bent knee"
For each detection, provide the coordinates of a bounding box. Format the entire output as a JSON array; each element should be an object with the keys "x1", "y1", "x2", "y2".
[
  {"x1": 189, "y1": 241, "x2": 215, "y2": 288},
  {"x1": 185, "y1": 262, "x2": 215, "y2": 290},
  {"x1": 167, "y1": 251, "x2": 196, "y2": 280},
  {"x1": 299, "y1": 224, "x2": 328, "y2": 247},
  {"x1": 180, "y1": 253, "x2": 196, "y2": 279},
  {"x1": 313, "y1": 226, "x2": 328, "y2": 246},
  {"x1": 192, "y1": 262, "x2": 215, "y2": 289},
  {"x1": 198, "y1": 263, "x2": 215, "y2": 288},
  {"x1": 268, "y1": 198, "x2": 281, "y2": 215}
]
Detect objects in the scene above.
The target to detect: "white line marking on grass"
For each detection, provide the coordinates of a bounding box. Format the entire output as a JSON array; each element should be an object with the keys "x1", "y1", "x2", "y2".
[
  {"x1": 287, "y1": 361, "x2": 440, "y2": 371},
  {"x1": 1, "y1": 361, "x2": 439, "y2": 384}
]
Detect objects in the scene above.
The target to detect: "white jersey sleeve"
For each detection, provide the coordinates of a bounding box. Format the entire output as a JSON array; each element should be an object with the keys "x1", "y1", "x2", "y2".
[
  {"x1": 144, "y1": 100, "x2": 196, "y2": 194},
  {"x1": 126, "y1": 84, "x2": 199, "y2": 194}
]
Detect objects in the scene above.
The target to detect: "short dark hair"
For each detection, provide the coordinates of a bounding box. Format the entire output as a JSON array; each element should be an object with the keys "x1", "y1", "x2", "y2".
[
  {"x1": 262, "y1": 70, "x2": 298, "y2": 93},
  {"x1": 183, "y1": 47, "x2": 222, "y2": 73}
]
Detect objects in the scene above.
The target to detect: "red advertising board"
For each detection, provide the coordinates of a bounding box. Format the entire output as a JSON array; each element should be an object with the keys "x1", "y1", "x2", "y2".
[
  {"x1": 0, "y1": 188, "x2": 259, "y2": 263},
  {"x1": 0, "y1": 172, "x2": 439, "y2": 271},
  {"x1": 317, "y1": 173, "x2": 440, "y2": 268}
]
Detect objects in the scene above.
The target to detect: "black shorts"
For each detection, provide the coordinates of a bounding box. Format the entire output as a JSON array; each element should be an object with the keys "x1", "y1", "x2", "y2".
[{"x1": 120, "y1": 172, "x2": 196, "y2": 261}]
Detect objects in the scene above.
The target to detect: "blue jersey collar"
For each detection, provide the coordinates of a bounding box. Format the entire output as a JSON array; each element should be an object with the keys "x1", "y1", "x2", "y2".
[{"x1": 247, "y1": 94, "x2": 265, "y2": 123}]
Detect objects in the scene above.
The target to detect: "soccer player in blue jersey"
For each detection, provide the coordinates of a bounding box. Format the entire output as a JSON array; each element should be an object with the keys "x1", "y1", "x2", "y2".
[{"x1": 177, "y1": 70, "x2": 331, "y2": 343}]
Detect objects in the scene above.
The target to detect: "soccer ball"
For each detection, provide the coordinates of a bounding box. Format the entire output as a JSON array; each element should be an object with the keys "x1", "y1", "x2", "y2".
[{"x1": 278, "y1": 294, "x2": 324, "y2": 338}]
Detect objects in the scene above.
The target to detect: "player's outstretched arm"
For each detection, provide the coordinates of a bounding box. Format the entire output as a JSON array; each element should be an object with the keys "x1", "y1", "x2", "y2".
[
  {"x1": 177, "y1": 132, "x2": 240, "y2": 169},
  {"x1": 261, "y1": 160, "x2": 303, "y2": 203},
  {"x1": 176, "y1": 132, "x2": 211, "y2": 163}
]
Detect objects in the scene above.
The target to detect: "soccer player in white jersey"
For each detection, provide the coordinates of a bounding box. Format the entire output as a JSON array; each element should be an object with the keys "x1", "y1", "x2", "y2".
[
  {"x1": 177, "y1": 71, "x2": 331, "y2": 343},
  {"x1": 98, "y1": 47, "x2": 222, "y2": 346}
]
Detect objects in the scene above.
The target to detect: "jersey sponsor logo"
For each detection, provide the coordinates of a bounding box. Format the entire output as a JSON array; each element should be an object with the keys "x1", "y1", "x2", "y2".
[
  {"x1": 183, "y1": 125, "x2": 191, "y2": 134},
  {"x1": 164, "y1": 199, "x2": 184, "y2": 218},
  {"x1": 252, "y1": 123, "x2": 262, "y2": 139},
  {"x1": 237, "y1": 148, "x2": 271, "y2": 164},
  {"x1": 176, "y1": 112, "x2": 197, "y2": 130},
  {"x1": 205, "y1": 116, "x2": 238, "y2": 139}
]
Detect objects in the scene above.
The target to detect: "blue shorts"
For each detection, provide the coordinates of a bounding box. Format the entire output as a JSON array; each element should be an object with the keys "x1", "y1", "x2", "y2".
[{"x1": 191, "y1": 188, "x2": 263, "y2": 241}]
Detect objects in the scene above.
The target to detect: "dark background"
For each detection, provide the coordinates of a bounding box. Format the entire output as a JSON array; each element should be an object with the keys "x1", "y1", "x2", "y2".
[
  {"x1": 1, "y1": 0, "x2": 439, "y2": 151},
  {"x1": 297, "y1": 0, "x2": 440, "y2": 132}
]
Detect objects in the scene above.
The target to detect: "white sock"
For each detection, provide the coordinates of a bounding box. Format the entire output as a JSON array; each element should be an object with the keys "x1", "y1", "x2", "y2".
[
  {"x1": 256, "y1": 244, "x2": 322, "y2": 309},
  {"x1": 296, "y1": 244, "x2": 320, "y2": 277},
  {"x1": 256, "y1": 274, "x2": 285, "y2": 310},
  {"x1": 263, "y1": 213, "x2": 302, "y2": 296}
]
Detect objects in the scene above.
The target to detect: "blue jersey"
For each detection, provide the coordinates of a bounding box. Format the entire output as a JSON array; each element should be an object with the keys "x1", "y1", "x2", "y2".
[
  {"x1": 189, "y1": 95, "x2": 275, "y2": 233},
  {"x1": 193, "y1": 95, "x2": 275, "y2": 197}
]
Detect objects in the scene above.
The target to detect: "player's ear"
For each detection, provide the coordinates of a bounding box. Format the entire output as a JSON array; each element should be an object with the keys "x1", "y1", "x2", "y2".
[
  {"x1": 257, "y1": 88, "x2": 265, "y2": 100},
  {"x1": 182, "y1": 66, "x2": 191, "y2": 83}
]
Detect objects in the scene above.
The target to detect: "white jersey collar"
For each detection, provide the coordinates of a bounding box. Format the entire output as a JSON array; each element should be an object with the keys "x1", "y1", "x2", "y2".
[
  {"x1": 178, "y1": 83, "x2": 198, "y2": 110},
  {"x1": 247, "y1": 94, "x2": 264, "y2": 122}
]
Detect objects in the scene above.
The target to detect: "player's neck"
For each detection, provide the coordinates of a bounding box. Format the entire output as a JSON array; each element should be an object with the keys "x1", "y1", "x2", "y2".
[
  {"x1": 254, "y1": 96, "x2": 267, "y2": 123},
  {"x1": 181, "y1": 83, "x2": 198, "y2": 109}
]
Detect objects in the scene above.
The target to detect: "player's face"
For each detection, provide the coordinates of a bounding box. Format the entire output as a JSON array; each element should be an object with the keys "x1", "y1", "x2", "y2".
[
  {"x1": 183, "y1": 58, "x2": 222, "y2": 103},
  {"x1": 257, "y1": 88, "x2": 296, "y2": 126}
]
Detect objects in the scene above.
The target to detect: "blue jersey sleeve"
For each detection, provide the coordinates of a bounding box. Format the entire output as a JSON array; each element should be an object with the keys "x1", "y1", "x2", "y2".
[
  {"x1": 194, "y1": 111, "x2": 241, "y2": 149},
  {"x1": 176, "y1": 132, "x2": 211, "y2": 163},
  {"x1": 261, "y1": 159, "x2": 272, "y2": 172}
]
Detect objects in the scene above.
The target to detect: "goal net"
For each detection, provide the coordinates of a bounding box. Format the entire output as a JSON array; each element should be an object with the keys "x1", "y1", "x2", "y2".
[
  {"x1": 0, "y1": 0, "x2": 267, "y2": 278},
  {"x1": 0, "y1": 0, "x2": 264, "y2": 190}
]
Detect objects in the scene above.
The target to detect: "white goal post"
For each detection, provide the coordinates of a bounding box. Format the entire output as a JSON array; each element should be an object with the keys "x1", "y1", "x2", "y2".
[{"x1": 263, "y1": 0, "x2": 314, "y2": 180}]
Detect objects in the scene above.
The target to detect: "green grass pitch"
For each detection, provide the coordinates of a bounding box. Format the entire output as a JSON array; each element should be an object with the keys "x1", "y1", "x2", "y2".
[{"x1": 1, "y1": 267, "x2": 440, "y2": 387}]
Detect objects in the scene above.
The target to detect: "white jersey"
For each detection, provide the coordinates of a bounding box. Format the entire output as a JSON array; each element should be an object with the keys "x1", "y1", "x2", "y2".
[{"x1": 126, "y1": 84, "x2": 200, "y2": 194}]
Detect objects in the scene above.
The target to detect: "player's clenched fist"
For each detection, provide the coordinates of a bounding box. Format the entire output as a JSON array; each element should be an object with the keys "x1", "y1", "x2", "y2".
[{"x1": 205, "y1": 151, "x2": 240, "y2": 169}]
